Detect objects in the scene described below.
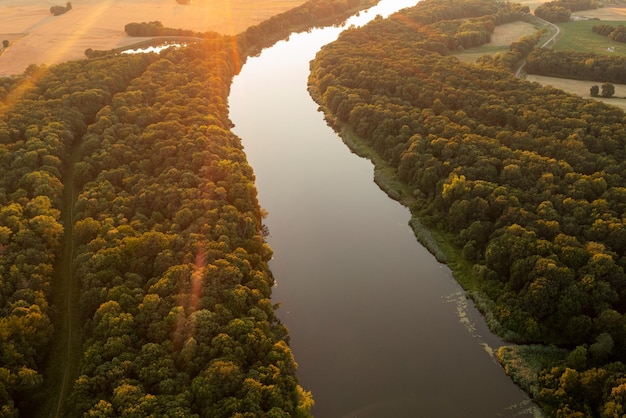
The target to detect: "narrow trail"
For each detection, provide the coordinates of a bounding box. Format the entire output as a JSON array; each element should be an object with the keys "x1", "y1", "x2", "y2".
[
  {"x1": 36, "y1": 145, "x2": 82, "y2": 418},
  {"x1": 53, "y1": 172, "x2": 76, "y2": 418}
]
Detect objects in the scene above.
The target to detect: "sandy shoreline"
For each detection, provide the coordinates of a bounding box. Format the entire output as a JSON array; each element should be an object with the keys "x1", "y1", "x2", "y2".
[{"x1": 0, "y1": 0, "x2": 304, "y2": 76}]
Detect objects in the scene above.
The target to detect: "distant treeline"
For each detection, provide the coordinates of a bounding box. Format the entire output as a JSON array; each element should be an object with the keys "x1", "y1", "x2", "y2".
[
  {"x1": 593, "y1": 23, "x2": 626, "y2": 43},
  {"x1": 309, "y1": 0, "x2": 626, "y2": 415},
  {"x1": 421, "y1": 1, "x2": 530, "y2": 51},
  {"x1": 525, "y1": 48, "x2": 626, "y2": 84},
  {"x1": 50, "y1": 2, "x2": 72, "y2": 16},
  {"x1": 478, "y1": 30, "x2": 544, "y2": 71},
  {"x1": 124, "y1": 21, "x2": 220, "y2": 38},
  {"x1": 534, "y1": 0, "x2": 597, "y2": 23},
  {"x1": 237, "y1": 0, "x2": 377, "y2": 55},
  {"x1": 402, "y1": 0, "x2": 529, "y2": 26}
]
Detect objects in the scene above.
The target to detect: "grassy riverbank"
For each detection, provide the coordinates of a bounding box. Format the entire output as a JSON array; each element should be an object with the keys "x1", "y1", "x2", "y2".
[
  {"x1": 497, "y1": 345, "x2": 567, "y2": 400},
  {"x1": 310, "y1": 79, "x2": 498, "y2": 308},
  {"x1": 339, "y1": 125, "x2": 465, "y2": 273}
]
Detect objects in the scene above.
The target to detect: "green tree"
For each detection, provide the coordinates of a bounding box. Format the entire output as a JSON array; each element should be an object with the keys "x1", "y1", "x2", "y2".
[{"x1": 601, "y1": 83, "x2": 615, "y2": 98}]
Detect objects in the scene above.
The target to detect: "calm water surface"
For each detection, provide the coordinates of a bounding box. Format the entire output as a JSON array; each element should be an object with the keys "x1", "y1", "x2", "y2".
[{"x1": 229, "y1": 1, "x2": 541, "y2": 416}]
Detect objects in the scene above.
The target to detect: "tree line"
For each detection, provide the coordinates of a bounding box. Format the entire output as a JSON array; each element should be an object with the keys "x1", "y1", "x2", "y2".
[
  {"x1": 124, "y1": 21, "x2": 220, "y2": 39},
  {"x1": 424, "y1": 1, "x2": 530, "y2": 52},
  {"x1": 524, "y1": 48, "x2": 626, "y2": 84},
  {"x1": 237, "y1": 0, "x2": 375, "y2": 56},
  {"x1": 593, "y1": 23, "x2": 626, "y2": 43},
  {"x1": 50, "y1": 2, "x2": 72, "y2": 16},
  {"x1": 309, "y1": 0, "x2": 626, "y2": 415},
  {"x1": 533, "y1": 0, "x2": 597, "y2": 23},
  {"x1": 478, "y1": 30, "x2": 544, "y2": 71}
]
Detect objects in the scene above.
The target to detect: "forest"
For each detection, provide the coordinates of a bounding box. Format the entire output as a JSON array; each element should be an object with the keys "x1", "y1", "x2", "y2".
[
  {"x1": 524, "y1": 48, "x2": 626, "y2": 84},
  {"x1": 309, "y1": 0, "x2": 626, "y2": 416},
  {"x1": 0, "y1": 0, "x2": 377, "y2": 415},
  {"x1": 0, "y1": 38, "x2": 312, "y2": 418}
]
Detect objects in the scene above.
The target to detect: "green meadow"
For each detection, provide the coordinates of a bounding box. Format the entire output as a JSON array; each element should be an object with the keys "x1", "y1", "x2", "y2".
[{"x1": 555, "y1": 19, "x2": 626, "y2": 55}]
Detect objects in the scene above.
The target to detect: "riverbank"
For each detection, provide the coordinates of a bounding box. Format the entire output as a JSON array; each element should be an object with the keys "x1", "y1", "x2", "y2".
[
  {"x1": 311, "y1": 68, "x2": 537, "y2": 342},
  {"x1": 322, "y1": 109, "x2": 558, "y2": 413}
]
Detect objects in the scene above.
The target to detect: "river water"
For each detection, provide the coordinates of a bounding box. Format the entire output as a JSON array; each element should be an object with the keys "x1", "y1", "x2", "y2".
[{"x1": 229, "y1": 1, "x2": 541, "y2": 416}]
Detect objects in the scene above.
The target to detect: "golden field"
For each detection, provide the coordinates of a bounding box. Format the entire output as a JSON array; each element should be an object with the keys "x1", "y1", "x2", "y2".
[{"x1": 0, "y1": 0, "x2": 305, "y2": 76}]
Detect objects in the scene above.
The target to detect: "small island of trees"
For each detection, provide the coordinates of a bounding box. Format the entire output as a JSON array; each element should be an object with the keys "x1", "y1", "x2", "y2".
[{"x1": 50, "y1": 2, "x2": 72, "y2": 16}]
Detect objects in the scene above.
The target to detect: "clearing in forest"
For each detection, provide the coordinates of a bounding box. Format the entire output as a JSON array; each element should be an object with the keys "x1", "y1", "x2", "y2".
[
  {"x1": 526, "y1": 75, "x2": 626, "y2": 111},
  {"x1": 453, "y1": 21, "x2": 538, "y2": 63}
]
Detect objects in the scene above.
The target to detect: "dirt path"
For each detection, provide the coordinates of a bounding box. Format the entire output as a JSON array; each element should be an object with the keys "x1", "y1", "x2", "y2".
[
  {"x1": 33, "y1": 146, "x2": 82, "y2": 418},
  {"x1": 53, "y1": 171, "x2": 77, "y2": 418},
  {"x1": 35, "y1": 147, "x2": 82, "y2": 418}
]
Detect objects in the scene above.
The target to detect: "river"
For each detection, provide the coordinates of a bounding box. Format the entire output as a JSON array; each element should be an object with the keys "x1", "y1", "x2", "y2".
[{"x1": 228, "y1": 1, "x2": 541, "y2": 416}]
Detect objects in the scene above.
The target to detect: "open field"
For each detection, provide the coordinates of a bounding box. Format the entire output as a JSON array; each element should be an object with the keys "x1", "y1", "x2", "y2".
[
  {"x1": 453, "y1": 20, "x2": 539, "y2": 63},
  {"x1": 554, "y1": 20, "x2": 626, "y2": 54},
  {"x1": 572, "y1": 5, "x2": 626, "y2": 19},
  {"x1": 0, "y1": 0, "x2": 305, "y2": 77},
  {"x1": 526, "y1": 74, "x2": 626, "y2": 111}
]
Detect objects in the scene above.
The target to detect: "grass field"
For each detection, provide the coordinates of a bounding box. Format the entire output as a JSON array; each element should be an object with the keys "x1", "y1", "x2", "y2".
[{"x1": 554, "y1": 20, "x2": 626, "y2": 55}]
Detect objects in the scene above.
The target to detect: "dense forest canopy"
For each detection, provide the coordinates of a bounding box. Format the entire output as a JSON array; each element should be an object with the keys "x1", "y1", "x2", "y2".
[
  {"x1": 309, "y1": 0, "x2": 626, "y2": 415},
  {"x1": 0, "y1": 54, "x2": 154, "y2": 417},
  {"x1": 0, "y1": 0, "x2": 380, "y2": 415},
  {"x1": 68, "y1": 40, "x2": 315, "y2": 416},
  {"x1": 0, "y1": 39, "x2": 314, "y2": 417}
]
